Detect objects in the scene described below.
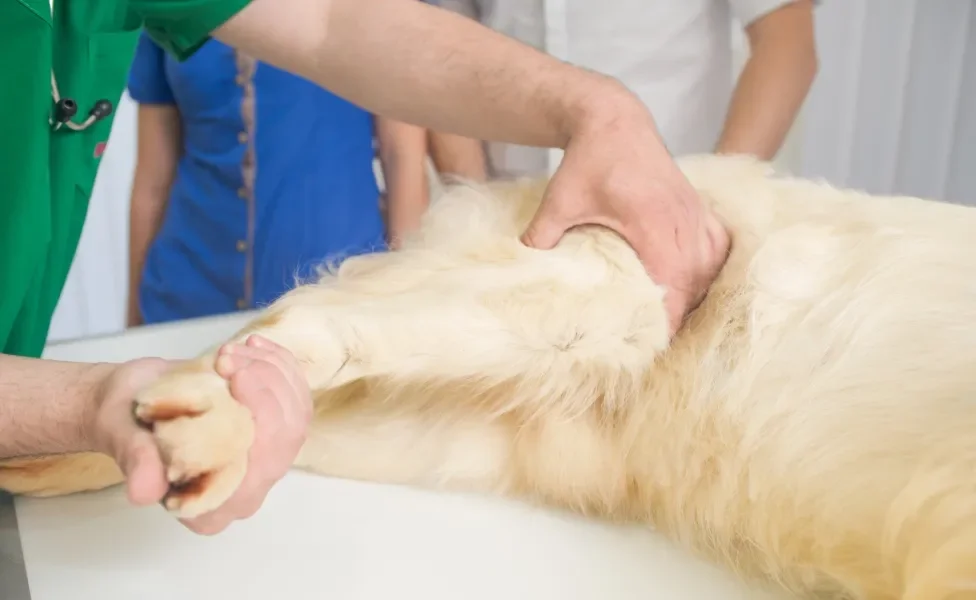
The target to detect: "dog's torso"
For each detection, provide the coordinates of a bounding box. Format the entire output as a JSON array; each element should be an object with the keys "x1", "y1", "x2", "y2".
[
  {"x1": 406, "y1": 154, "x2": 976, "y2": 596},
  {"x1": 5, "y1": 154, "x2": 975, "y2": 600},
  {"x1": 308, "y1": 153, "x2": 976, "y2": 597}
]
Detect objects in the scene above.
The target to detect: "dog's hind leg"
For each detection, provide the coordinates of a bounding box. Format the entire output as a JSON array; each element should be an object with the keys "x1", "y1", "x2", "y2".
[{"x1": 0, "y1": 452, "x2": 123, "y2": 498}]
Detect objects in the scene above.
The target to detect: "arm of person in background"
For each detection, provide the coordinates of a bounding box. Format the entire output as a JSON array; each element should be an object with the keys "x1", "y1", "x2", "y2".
[
  {"x1": 127, "y1": 108, "x2": 181, "y2": 326},
  {"x1": 126, "y1": 33, "x2": 183, "y2": 328},
  {"x1": 376, "y1": 117, "x2": 431, "y2": 249},
  {"x1": 428, "y1": 131, "x2": 488, "y2": 182},
  {"x1": 420, "y1": 0, "x2": 489, "y2": 182},
  {"x1": 715, "y1": 0, "x2": 818, "y2": 160}
]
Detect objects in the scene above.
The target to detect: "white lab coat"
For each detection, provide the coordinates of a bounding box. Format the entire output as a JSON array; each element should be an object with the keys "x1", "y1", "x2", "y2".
[{"x1": 433, "y1": 0, "x2": 805, "y2": 177}]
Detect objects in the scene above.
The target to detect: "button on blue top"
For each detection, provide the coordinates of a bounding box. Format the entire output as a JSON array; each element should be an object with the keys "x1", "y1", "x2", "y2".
[{"x1": 127, "y1": 32, "x2": 387, "y2": 324}]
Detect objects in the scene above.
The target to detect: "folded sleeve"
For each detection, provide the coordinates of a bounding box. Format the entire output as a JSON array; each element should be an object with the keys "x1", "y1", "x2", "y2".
[
  {"x1": 126, "y1": 31, "x2": 176, "y2": 104},
  {"x1": 125, "y1": 0, "x2": 254, "y2": 61},
  {"x1": 728, "y1": 0, "x2": 820, "y2": 27}
]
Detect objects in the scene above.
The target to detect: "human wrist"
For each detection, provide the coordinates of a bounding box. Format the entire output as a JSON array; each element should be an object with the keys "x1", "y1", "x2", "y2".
[
  {"x1": 76, "y1": 362, "x2": 120, "y2": 454},
  {"x1": 557, "y1": 74, "x2": 653, "y2": 148}
]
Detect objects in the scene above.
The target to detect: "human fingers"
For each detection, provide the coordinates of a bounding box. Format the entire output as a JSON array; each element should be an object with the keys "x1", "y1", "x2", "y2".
[
  {"x1": 521, "y1": 205, "x2": 570, "y2": 250},
  {"x1": 244, "y1": 335, "x2": 307, "y2": 397},
  {"x1": 177, "y1": 468, "x2": 271, "y2": 536},
  {"x1": 700, "y1": 211, "x2": 731, "y2": 284},
  {"x1": 215, "y1": 336, "x2": 305, "y2": 398},
  {"x1": 178, "y1": 457, "x2": 273, "y2": 535},
  {"x1": 633, "y1": 217, "x2": 716, "y2": 336},
  {"x1": 238, "y1": 372, "x2": 298, "y2": 464},
  {"x1": 640, "y1": 208, "x2": 730, "y2": 336},
  {"x1": 114, "y1": 430, "x2": 169, "y2": 506},
  {"x1": 225, "y1": 362, "x2": 291, "y2": 441},
  {"x1": 179, "y1": 513, "x2": 233, "y2": 536},
  {"x1": 663, "y1": 205, "x2": 730, "y2": 304},
  {"x1": 216, "y1": 345, "x2": 310, "y2": 429},
  {"x1": 662, "y1": 288, "x2": 691, "y2": 337},
  {"x1": 623, "y1": 230, "x2": 688, "y2": 336},
  {"x1": 225, "y1": 357, "x2": 308, "y2": 476},
  {"x1": 178, "y1": 371, "x2": 298, "y2": 535},
  {"x1": 519, "y1": 174, "x2": 590, "y2": 250}
]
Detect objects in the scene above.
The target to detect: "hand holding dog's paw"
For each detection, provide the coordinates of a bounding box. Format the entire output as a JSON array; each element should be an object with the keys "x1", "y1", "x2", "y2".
[
  {"x1": 86, "y1": 357, "x2": 180, "y2": 507},
  {"x1": 174, "y1": 335, "x2": 312, "y2": 535},
  {"x1": 89, "y1": 335, "x2": 311, "y2": 536}
]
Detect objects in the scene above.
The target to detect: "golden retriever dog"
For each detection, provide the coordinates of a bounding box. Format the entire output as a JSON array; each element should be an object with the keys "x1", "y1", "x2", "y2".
[{"x1": 2, "y1": 153, "x2": 975, "y2": 600}]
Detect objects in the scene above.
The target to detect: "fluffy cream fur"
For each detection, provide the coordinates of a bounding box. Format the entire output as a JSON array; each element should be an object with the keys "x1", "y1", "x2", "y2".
[{"x1": 3, "y1": 153, "x2": 976, "y2": 600}]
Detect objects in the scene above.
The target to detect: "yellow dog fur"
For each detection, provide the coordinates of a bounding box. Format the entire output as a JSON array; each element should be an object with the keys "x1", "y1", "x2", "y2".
[{"x1": 3, "y1": 153, "x2": 975, "y2": 599}]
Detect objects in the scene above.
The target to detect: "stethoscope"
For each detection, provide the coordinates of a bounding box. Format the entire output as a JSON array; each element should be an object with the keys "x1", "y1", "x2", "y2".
[
  {"x1": 46, "y1": 0, "x2": 113, "y2": 132},
  {"x1": 49, "y1": 71, "x2": 114, "y2": 132}
]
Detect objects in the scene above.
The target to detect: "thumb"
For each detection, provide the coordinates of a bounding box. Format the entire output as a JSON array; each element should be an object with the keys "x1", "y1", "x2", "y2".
[
  {"x1": 117, "y1": 432, "x2": 169, "y2": 506},
  {"x1": 662, "y1": 288, "x2": 689, "y2": 339},
  {"x1": 103, "y1": 358, "x2": 177, "y2": 506},
  {"x1": 520, "y1": 200, "x2": 573, "y2": 250}
]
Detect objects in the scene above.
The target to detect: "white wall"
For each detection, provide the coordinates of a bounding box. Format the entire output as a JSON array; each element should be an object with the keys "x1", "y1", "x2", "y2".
[
  {"x1": 797, "y1": 0, "x2": 976, "y2": 203},
  {"x1": 46, "y1": 0, "x2": 976, "y2": 343}
]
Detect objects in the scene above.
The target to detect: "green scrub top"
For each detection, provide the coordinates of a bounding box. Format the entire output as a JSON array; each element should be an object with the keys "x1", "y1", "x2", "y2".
[{"x1": 1, "y1": 0, "x2": 251, "y2": 357}]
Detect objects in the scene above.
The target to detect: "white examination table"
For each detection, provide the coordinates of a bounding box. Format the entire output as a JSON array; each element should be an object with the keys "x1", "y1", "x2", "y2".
[{"x1": 3, "y1": 312, "x2": 786, "y2": 600}]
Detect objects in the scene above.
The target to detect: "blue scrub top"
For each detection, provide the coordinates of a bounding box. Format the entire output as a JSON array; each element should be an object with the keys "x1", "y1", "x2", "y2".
[{"x1": 127, "y1": 32, "x2": 387, "y2": 324}]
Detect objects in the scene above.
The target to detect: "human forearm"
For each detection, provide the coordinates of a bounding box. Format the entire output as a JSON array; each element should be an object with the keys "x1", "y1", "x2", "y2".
[
  {"x1": 207, "y1": 0, "x2": 726, "y2": 337},
  {"x1": 377, "y1": 117, "x2": 430, "y2": 248},
  {"x1": 127, "y1": 106, "x2": 180, "y2": 327},
  {"x1": 213, "y1": 0, "x2": 639, "y2": 149},
  {"x1": 0, "y1": 355, "x2": 110, "y2": 459},
  {"x1": 715, "y1": 48, "x2": 817, "y2": 159},
  {"x1": 384, "y1": 172, "x2": 430, "y2": 249},
  {"x1": 128, "y1": 189, "x2": 169, "y2": 326},
  {"x1": 715, "y1": 1, "x2": 817, "y2": 160},
  {"x1": 428, "y1": 131, "x2": 488, "y2": 181}
]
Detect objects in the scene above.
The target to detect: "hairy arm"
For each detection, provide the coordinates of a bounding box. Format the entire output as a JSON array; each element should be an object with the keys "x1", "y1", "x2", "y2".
[
  {"x1": 127, "y1": 104, "x2": 182, "y2": 327},
  {"x1": 212, "y1": 0, "x2": 631, "y2": 150},
  {"x1": 211, "y1": 0, "x2": 728, "y2": 335},
  {"x1": 415, "y1": 0, "x2": 489, "y2": 182},
  {"x1": 715, "y1": 0, "x2": 818, "y2": 160},
  {"x1": 375, "y1": 117, "x2": 430, "y2": 249},
  {"x1": 0, "y1": 355, "x2": 109, "y2": 459},
  {"x1": 428, "y1": 131, "x2": 488, "y2": 181}
]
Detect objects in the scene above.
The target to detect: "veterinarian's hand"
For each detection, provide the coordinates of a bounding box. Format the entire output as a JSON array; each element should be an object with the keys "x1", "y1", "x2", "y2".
[
  {"x1": 521, "y1": 96, "x2": 731, "y2": 335},
  {"x1": 86, "y1": 335, "x2": 312, "y2": 534},
  {"x1": 86, "y1": 357, "x2": 177, "y2": 505},
  {"x1": 178, "y1": 335, "x2": 312, "y2": 534}
]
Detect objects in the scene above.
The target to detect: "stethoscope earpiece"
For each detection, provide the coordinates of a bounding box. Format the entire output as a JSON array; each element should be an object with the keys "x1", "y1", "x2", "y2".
[
  {"x1": 90, "y1": 99, "x2": 114, "y2": 120},
  {"x1": 53, "y1": 98, "x2": 77, "y2": 124},
  {"x1": 49, "y1": 72, "x2": 113, "y2": 131}
]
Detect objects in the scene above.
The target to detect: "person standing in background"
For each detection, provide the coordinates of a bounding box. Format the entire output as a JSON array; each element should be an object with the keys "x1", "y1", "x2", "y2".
[
  {"x1": 427, "y1": 0, "x2": 819, "y2": 180},
  {"x1": 126, "y1": 32, "x2": 430, "y2": 327}
]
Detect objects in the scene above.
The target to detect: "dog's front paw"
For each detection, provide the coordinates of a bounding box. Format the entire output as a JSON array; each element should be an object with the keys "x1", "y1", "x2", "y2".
[{"x1": 133, "y1": 370, "x2": 254, "y2": 519}]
